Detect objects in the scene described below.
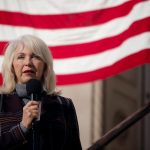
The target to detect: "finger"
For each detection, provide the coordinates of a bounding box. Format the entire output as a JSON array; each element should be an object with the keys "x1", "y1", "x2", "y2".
[
  {"x1": 27, "y1": 111, "x2": 32, "y2": 118},
  {"x1": 28, "y1": 105, "x2": 39, "y2": 111},
  {"x1": 23, "y1": 105, "x2": 38, "y2": 113},
  {"x1": 26, "y1": 101, "x2": 40, "y2": 107},
  {"x1": 28, "y1": 110, "x2": 39, "y2": 118}
]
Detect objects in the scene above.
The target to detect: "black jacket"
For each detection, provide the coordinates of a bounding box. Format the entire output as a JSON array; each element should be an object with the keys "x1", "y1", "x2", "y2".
[{"x1": 0, "y1": 93, "x2": 82, "y2": 150}]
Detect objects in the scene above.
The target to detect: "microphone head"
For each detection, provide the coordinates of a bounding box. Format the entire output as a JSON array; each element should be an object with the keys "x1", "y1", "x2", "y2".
[{"x1": 26, "y1": 79, "x2": 42, "y2": 98}]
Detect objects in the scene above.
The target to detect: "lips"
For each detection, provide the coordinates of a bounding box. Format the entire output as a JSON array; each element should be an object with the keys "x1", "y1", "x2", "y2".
[{"x1": 23, "y1": 70, "x2": 35, "y2": 74}]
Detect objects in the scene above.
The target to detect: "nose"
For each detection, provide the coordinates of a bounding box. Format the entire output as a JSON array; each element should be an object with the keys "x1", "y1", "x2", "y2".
[{"x1": 24, "y1": 57, "x2": 33, "y2": 66}]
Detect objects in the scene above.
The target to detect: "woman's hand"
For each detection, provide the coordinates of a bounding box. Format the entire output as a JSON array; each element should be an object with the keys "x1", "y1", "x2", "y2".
[{"x1": 21, "y1": 101, "x2": 40, "y2": 129}]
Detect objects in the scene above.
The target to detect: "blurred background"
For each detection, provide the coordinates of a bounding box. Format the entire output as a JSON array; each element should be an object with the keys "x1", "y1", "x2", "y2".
[{"x1": 59, "y1": 64, "x2": 150, "y2": 150}]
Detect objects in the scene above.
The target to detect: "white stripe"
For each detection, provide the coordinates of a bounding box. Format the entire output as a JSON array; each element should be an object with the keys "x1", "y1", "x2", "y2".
[
  {"x1": 0, "y1": 57, "x2": 3, "y2": 72},
  {"x1": 0, "y1": 0, "x2": 128, "y2": 14},
  {"x1": 53, "y1": 32, "x2": 150, "y2": 74},
  {"x1": 0, "y1": 1, "x2": 149, "y2": 46},
  {"x1": 0, "y1": 32, "x2": 149, "y2": 74}
]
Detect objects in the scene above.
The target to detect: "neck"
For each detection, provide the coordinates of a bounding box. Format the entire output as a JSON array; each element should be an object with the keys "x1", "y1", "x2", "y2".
[{"x1": 15, "y1": 83, "x2": 27, "y2": 98}]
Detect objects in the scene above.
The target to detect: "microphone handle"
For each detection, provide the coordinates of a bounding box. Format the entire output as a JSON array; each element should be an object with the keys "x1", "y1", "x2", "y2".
[
  {"x1": 31, "y1": 93, "x2": 39, "y2": 101},
  {"x1": 31, "y1": 93, "x2": 40, "y2": 150},
  {"x1": 31, "y1": 93, "x2": 34, "y2": 101},
  {"x1": 31, "y1": 93, "x2": 41, "y2": 121}
]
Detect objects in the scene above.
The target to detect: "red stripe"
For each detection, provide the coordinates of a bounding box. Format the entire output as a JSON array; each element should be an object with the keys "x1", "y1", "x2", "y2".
[
  {"x1": 56, "y1": 49, "x2": 150, "y2": 85},
  {"x1": 51, "y1": 17, "x2": 150, "y2": 58},
  {"x1": 0, "y1": 17, "x2": 150, "y2": 58},
  {"x1": 0, "y1": 73, "x2": 3, "y2": 85},
  {"x1": 0, "y1": 42, "x2": 7, "y2": 54},
  {"x1": 0, "y1": 1, "x2": 140, "y2": 29},
  {"x1": 0, "y1": 49, "x2": 149, "y2": 85}
]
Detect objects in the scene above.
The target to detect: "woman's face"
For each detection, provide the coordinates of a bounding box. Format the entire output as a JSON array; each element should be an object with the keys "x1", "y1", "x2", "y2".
[{"x1": 12, "y1": 46, "x2": 45, "y2": 84}]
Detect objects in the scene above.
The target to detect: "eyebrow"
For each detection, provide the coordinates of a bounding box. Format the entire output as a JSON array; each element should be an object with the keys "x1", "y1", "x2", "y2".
[
  {"x1": 16, "y1": 52, "x2": 25, "y2": 55},
  {"x1": 14, "y1": 52, "x2": 24, "y2": 56}
]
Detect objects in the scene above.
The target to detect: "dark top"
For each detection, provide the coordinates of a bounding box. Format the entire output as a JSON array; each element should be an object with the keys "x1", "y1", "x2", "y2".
[{"x1": 0, "y1": 93, "x2": 82, "y2": 150}]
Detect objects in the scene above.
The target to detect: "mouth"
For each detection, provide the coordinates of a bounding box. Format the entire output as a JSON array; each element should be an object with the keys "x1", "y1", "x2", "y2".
[{"x1": 23, "y1": 70, "x2": 35, "y2": 74}]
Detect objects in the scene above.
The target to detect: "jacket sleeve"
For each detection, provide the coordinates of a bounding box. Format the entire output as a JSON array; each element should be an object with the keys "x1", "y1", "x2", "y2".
[
  {"x1": 0, "y1": 123, "x2": 27, "y2": 149},
  {"x1": 64, "y1": 98, "x2": 82, "y2": 150},
  {"x1": 0, "y1": 94, "x2": 27, "y2": 149}
]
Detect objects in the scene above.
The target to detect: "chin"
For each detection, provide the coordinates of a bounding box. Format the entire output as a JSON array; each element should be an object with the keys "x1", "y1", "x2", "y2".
[{"x1": 23, "y1": 77, "x2": 35, "y2": 83}]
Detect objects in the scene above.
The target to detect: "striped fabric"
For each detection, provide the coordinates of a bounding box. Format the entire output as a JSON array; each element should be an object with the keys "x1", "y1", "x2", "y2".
[
  {"x1": 0, "y1": 111, "x2": 22, "y2": 133},
  {"x1": 0, "y1": 0, "x2": 150, "y2": 85}
]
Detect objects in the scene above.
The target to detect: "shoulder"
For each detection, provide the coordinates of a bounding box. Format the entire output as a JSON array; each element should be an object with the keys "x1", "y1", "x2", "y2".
[
  {"x1": 44, "y1": 94, "x2": 72, "y2": 104},
  {"x1": 57, "y1": 95, "x2": 72, "y2": 105},
  {"x1": 0, "y1": 93, "x2": 18, "y2": 100},
  {"x1": 57, "y1": 95, "x2": 77, "y2": 111},
  {"x1": 56, "y1": 96, "x2": 78, "y2": 115},
  {"x1": 42, "y1": 94, "x2": 75, "y2": 109}
]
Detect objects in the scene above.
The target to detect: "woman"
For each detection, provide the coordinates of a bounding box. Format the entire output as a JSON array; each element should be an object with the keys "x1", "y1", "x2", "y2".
[{"x1": 0, "y1": 35, "x2": 82, "y2": 150}]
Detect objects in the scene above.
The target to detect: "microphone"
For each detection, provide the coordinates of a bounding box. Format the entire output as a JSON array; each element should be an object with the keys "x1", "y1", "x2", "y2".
[
  {"x1": 26, "y1": 79, "x2": 42, "y2": 121},
  {"x1": 26, "y1": 79, "x2": 42, "y2": 100},
  {"x1": 26, "y1": 79, "x2": 42, "y2": 150}
]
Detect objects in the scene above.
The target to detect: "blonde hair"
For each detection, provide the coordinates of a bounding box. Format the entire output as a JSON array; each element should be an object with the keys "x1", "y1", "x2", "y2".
[{"x1": 0, "y1": 35, "x2": 56, "y2": 94}]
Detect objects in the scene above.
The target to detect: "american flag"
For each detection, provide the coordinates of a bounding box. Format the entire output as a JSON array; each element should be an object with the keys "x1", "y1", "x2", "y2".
[{"x1": 0, "y1": 0, "x2": 150, "y2": 85}]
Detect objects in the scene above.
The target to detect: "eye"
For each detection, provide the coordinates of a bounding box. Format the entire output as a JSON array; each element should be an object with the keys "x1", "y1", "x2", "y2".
[
  {"x1": 17, "y1": 55, "x2": 25, "y2": 59},
  {"x1": 32, "y1": 54, "x2": 41, "y2": 60}
]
